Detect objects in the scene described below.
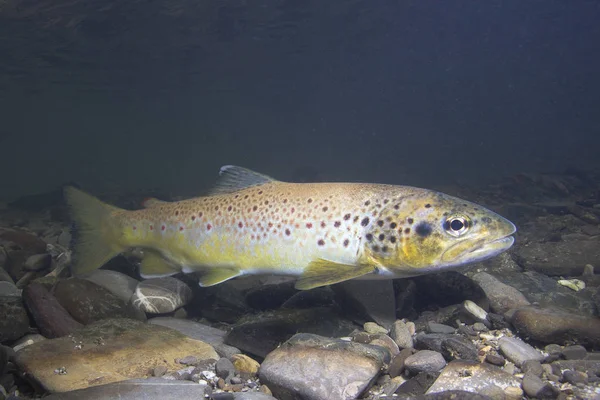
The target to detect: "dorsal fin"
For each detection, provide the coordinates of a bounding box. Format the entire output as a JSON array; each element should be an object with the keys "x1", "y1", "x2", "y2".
[{"x1": 209, "y1": 165, "x2": 277, "y2": 195}]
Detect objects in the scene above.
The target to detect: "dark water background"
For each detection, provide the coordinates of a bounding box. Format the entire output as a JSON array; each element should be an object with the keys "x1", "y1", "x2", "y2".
[{"x1": 1, "y1": 0, "x2": 599, "y2": 200}]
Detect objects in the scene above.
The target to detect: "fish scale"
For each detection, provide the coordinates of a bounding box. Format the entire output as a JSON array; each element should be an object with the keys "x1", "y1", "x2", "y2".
[{"x1": 64, "y1": 165, "x2": 516, "y2": 290}]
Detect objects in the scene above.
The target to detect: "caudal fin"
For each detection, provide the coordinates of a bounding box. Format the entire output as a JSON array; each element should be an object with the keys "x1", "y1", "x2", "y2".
[{"x1": 64, "y1": 186, "x2": 126, "y2": 275}]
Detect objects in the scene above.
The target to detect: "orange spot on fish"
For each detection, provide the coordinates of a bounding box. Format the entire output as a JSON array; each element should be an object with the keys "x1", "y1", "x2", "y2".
[
  {"x1": 207, "y1": 224, "x2": 212, "y2": 231},
  {"x1": 161, "y1": 225, "x2": 165, "y2": 231},
  {"x1": 306, "y1": 223, "x2": 313, "y2": 229}
]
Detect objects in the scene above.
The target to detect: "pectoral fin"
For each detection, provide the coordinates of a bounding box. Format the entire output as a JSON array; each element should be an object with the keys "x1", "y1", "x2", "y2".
[
  {"x1": 295, "y1": 259, "x2": 375, "y2": 290},
  {"x1": 197, "y1": 268, "x2": 242, "y2": 287},
  {"x1": 139, "y1": 253, "x2": 180, "y2": 278}
]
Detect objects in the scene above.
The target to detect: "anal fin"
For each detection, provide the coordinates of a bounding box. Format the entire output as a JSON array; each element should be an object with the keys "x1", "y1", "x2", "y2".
[
  {"x1": 139, "y1": 252, "x2": 180, "y2": 278},
  {"x1": 295, "y1": 259, "x2": 375, "y2": 290},
  {"x1": 197, "y1": 268, "x2": 241, "y2": 287}
]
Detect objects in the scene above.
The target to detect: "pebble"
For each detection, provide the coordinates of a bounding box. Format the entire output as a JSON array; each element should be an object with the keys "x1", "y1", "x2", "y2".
[
  {"x1": 521, "y1": 372, "x2": 559, "y2": 399},
  {"x1": 231, "y1": 354, "x2": 260, "y2": 376},
  {"x1": 53, "y1": 278, "x2": 146, "y2": 324},
  {"x1": 364, "y1": 322, "x2": 388, "y2": 335},
  {"x1": 395, "y1": 371, "x2": 439, "y2": 396},
  {"x1": 0, "y1": 296, "x2": 30, "y2": 342},
  {"x1": 472, "y1": 322, "x2": 488, "y2": 332},
  {"x1": 388, "y1": 348, "x2": 416, "y2": 378},
  {"x1": 561, "y1": 344, "x2": 587, "y2": 360},
  {"x1": 470, "y1": 272, "x2": 531, "y2": 314},
  {"x1": 131, "y1": 277, "x2": 193, "y2": 314},
  {"x1": 427, "y1": 322, "x2": 455, "y2": 334},
  {"x1": 259, "y1": 333, "x2": 388, "y2": 400},
  {"x1": 485, "y1": 353, "x2": 505, "y2": 366},
  {"x1": 425, "y1": 360, "x2": 521, "y2": 395},
  {"x1": 509, "y1": 306, "x2": 600, "y2": 348},
  {"x1": 460, "y1": 300, "x2": 488, "y2": 323},
  {"x1": 563, "y1": 369, "x2": 588, "y2": 385},
  {"x1": 404, "y1": 350, "x2": 447, "y2": 374},
  {"x1": 440, "y1": 336, "x2": 479, "y2": 361},
  {"x1": 153, "y1": 365, "x2": 167, "y2": 377},
  {"x1": 521, "y1": 360, "x2": 543, "y2": 377},
  {"x1": 83, "y1": 270, "x2": 140, "y2": 303},
  {"x1": 370, "y1": 335, "x2": 400, "y2": 357},
  {"x1": 22, "y1": 282, "x2": 82, "y2": 338},
  {"x1": 498, "y1": 336, "x2": 544, "y2": 367},
  {"x1": 23, "y1": 253, "x2": 51, "y2": 271},
  {"x1": 390, "y1": 320, "x2": 414, "y2": 349},
  {"x1": 0, "y1": 281, "x2": 20, "y2": 297},
  {"x1": 216, "y1": 357, "x2": 235, "y2": 380},
  {"x1": 504, "y1": 386, "x2": 524, "y2": 400}
]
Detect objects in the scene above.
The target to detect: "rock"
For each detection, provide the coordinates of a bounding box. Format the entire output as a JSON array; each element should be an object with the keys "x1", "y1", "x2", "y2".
[
  {"x1": 11, "y1": 333, "x2": 45, "y2": 352},
  {"x1": 405, "y1": 350, "x2": 447, "y2": 374},
  {"x1": 426, "y1": 360, "x2": 521, "y2": 395},
  {"x1": 370, "y1": 334, "x2": 400, "y2": 357},
  {"x1": 259, "y1": 333, "x2": 389, "y2": 400},
  {"x1": 459, "y1": 300, "x2": 489, "y2": 325},
  {"x1": 0, "y1": 267, "x2": 13, "y2": 284},
  {"x1": 551, "y1": 360, "x2": 600, "y2": 378},
  {"x1": 14, "y1": 318, "x2": 219, "y2": 392},
  {"x1": 563, "y1": 369, "x2": 588, "y2": 385},
  {"x1": 332, "y1": 280, "x2": 396, "y2": 329},
  {"x1": 521, "y1": 360, "x2": 543, "y2": 377},
  {"x1": 514, "y1": 236, "x2": 600, "y2": 276},
  {"x1": 131, "y1": 277, "x2": 192, "y2": 314},
  {"x1": 470, "y1": 272, "x2": 530, "y2": 314},
  {"x1": 149, "y1": 317, "x2": 240, "y2": 358},
  {"x1": 0, "y1": 281, "x2": 19, "y2": 297},
  {"x1": 414, "y1": 333, "x2": 453, "y2": 353},
  {"x1": 23, "y1": 253, "x2": 51, "y2": 271},
  {"x1": 424, "y1": 391, "x2": 495, "y2": 400},
  {"x1": 0, "y1": 297, "x2": 29, "y2": 343},
  {"x1": 0, "y1": 228, "x2": 47, "y2": 281},
  {"x1": 231, "y1": 354, "x2": 260, "y2": 376},
  {"x1": 390, "y1": 320, "x2": 414, "y2": 349},
  {"x1": 53, "y1": 278, "x2": 146, "y2": 324},
  {"x1": 389, "y1": 348, "x2": 416, "y2": 378},
  {"x1": 509, "y1": 306, "x2": 600, "y2": 347},
  {"x1": 41, "y1": 378, "x2": 209, "y2": 399},
  {"x1": 153, "y1": 365, "x2": 167, "y2": 377},
  {"x1": 395, "y1": 371, "x2": 439, "y2": 396},
  {"x1": 83, "y1": 270, "x2": 139, "y2": 303},
  {"x1": 224, "y1": 307, "x2": 357, "y2": 358},
  {"x1": 193, "y1": 281, "x2": 252, "y2": 323},
  {"x1": 427, "y1": 322, "x2": 455, "y2": 334},
  {"x1": 485, "y1": 354, "x2": 505, "y2": 366},
  {"x1": 498, "y1": 337, "x2": 544, "y2": 367},
  {"x1": 496, "y1": 271, "x2": 597, "y2": 315},
  {"x1": 22, "y1": 283, "x2": 82, "y2": 339},
  {"x1": 440, "y1": 336, "x2": 479, "y2": 361},
  {"x1": 245, "y1": 282, "x2": 297, "y2": 310},
  {"x1": 521, "y1": 373, "x2": 559, "y2": 399},
  {"x1": 213, "y1": 393, "x2": 277, "y2": 400},
  {"x1": 364, "y1": 322, "x2": 387, "y2": 335},
  {"x1": 561, "y1": 345, "x2": 587, "y2": 360},
  {"x1": 215, "y1": 357, "x2": 235, "y2": 379}
]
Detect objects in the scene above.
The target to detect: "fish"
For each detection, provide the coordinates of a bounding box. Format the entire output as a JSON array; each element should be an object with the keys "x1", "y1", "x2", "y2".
[{"x1": 64, "y1": 165, "x2": 516, "y2": 290}]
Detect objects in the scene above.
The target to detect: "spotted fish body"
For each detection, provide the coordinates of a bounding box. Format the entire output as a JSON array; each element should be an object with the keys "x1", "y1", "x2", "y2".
[{"x1": 65, "y1": 166, "x2": 516, "y2": 290}]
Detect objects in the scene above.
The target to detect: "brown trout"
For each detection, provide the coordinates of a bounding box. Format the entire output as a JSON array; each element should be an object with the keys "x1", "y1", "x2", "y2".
[{"x1": 64, "y1": 166, "x2": 516, "y2": 290}]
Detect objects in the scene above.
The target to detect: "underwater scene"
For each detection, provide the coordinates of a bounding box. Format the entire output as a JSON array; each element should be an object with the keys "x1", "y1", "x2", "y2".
[{"x1": 1, "y1": 1, "x2": 600, "y2": 400}]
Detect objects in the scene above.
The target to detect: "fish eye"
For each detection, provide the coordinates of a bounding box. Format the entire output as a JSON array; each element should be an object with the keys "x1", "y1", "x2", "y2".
[{"x1": 444, "y1": 215, "x2": 469, "y2": 237}]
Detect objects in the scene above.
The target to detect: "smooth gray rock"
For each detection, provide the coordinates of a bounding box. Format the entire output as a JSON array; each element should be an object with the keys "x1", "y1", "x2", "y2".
[
  {"x1": 405, "y1": 350, "x2": 447, "y2": 374},
  {"x1": 83, "y1": 269, "x2": 139, "y2": 303},
  {"x1": 427, "y1": 322, "x2": 455, "y2": 334},
  {"x1": 470, "y1": 272, "x2": 530, "y2": 314},
  {"x1": 426, "y1": 360, "x2": 521, "y2": 395},
  {"x1": 0, "y1": 281, "x2": 19, "y2": 297},
  {"x1": 131, "y1": 277, "x2": 192, "y2": 314},
  {"x1": 149, "y1": 317, "x2": 240, "y2": 358},
  {"x1": 23, "y1": 253, "x2": 51, "y2": 271},
  {"x1": 42, "y1": 378, "x2": 209, "y2": 399},
  {"x1": 498, "y1": 337, "x2": 544, "y2": 367},
  {"x1": 390, "y1": 320, "x2": 414, "y2": 349},
  {"x1": 0, "y1": 296, "x2": 29, "y2": 342},
  {"x1": 259, "y1": 333, "x2": 389, "y2": 400},
  {"x1": 522, "y1": 372, "x2": 559, "y2": 399}
]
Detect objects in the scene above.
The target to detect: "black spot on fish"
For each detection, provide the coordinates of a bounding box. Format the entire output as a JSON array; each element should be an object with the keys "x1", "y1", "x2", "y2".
[
  {"x1": 390, "y1": 236, "x2": 396, "y2": 243},
  {"x1": 415, "y1": 222, "x2": 432, "y2": 237},
  {"x1": 482, "y1": 217, "x2": 492, "y2": 223},
  {"x1": 390, "y1": 222, "x2": 397, "y2": 229},
  {"x1": 407, "y1": 218, "x2": 414, "y2": 224},
  {"x1": 366, "y1": 233, "x2": 373, "y2": 242},
  {"x1": 372, "y1": 245, "x2": 380, "y2": 252},
  {"x1": 378, "y1": 234, "x2": 385, "y2": 241},
  {"x1": 377, "y1": 220, "x2": 384, "y2": 227},
  {"x1": 381, "y1": 246, "x2": 388, "y2": 252},
  {"x1": 425, "y1": 204, "x2": 431, "y2": 208},
  {"x1": 361, "y1": 217, "x2": 370, "y2": 226}
]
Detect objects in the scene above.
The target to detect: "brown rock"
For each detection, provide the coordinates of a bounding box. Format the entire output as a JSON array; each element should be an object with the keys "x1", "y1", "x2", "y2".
[
  {"x1": 22, "y1": 283, "x2": 83, "y2": 338},
  {"x1": 509, "y1": 306, "x2": 600, "y2": 347},
  {"x1": 0, "y1": 296, "x2": 30, "y2": 342},
  {"x1": 14, "y1": 318, "x2": 219, "y2": 392}
]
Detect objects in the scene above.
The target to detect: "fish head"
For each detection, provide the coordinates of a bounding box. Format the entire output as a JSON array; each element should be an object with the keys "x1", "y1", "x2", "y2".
[{"x1": 363, "y1": 191, "x2": 516, "y2": 276}]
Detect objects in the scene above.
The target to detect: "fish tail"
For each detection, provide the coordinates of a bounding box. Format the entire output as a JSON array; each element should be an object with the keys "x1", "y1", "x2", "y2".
[{"x1": 64, "y1": 186, "x2": 126, "y2": 276}]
